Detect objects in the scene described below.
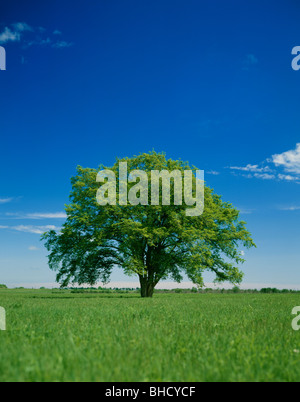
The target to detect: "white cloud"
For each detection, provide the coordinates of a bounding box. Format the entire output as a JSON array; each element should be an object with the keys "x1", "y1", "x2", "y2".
[
  {"x1": 238, "y1": 171, "x2": 298, "y2": 181},
  {"x1": 11, "y1": 22, "x2": 33, "y2": 32},
  {"x1": 0, "y1": 22, "x2": 34, "y2": 44},
  {"x1": 6, "y1": 212, "x2": 67, "y2": 219},
  {"x1": 27, "y1": 212, "x2": 67, "y2": 219},
  {"x1": 279, "y1": 206, "x2": 300, "y2": 211},
  {"x1": 253, "y1": 173, "x2": 276, "y2": 180},
  {"x1": 28, "y1": 246, "x2": 39, "y2": 251},
  {"x1": 0, "y1": 198, "x2": 13, "y2": 204},
  {"x1": 278, "y1": 174, "x2": 299, "y2": 181},
  {"x1": 206, "y1": 170, "x2": 220, "y2": 175},
  {"x1": 26, "y1": 37, "x2": 52, "y2": 47},
  {"x1": 238, "y1": 208, "x2": 255, "y2": 215},
  {"x1": 231, "y1": 171, "x2": 276, "y2": 180},
  {"x1": 0, "y1": 22, "x2": 73, "y2": 49},
  {"x1": 229, "y1": 145, "x2": 300, "y2": 182},
  {"x1": 12, "y1": 225, "x2": 59, "y2": 234},
  {"x1": 0, "y1": 27, "x2": 20, "y2": 44},
  {"x1": 272, "y1": 143, "x2": 300, "y2": 175},
  {"x1": 229, "y1": 164, "x2": 272, "y2": 173},
  {"x1": 52, "y1": 40, "x2": 73, "y2": 49},
  {"x1": 0, "y1": 225, "x2": 60, "y2": 234}
]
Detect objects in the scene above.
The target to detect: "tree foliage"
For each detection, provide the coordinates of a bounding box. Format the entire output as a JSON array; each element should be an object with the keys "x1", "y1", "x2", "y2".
[{"x1": 42, "y1": 152, "x2": 255, "y2": 297}]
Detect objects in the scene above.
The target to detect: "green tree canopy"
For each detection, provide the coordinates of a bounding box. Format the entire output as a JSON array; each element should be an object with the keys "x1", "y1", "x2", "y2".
[{"x1": 42, "y1": 151, "x2": 255, "y2": 297}]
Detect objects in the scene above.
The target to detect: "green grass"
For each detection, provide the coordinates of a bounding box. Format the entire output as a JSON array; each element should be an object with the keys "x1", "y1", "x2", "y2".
[{"x1": 0, "y1": 289, "x2": 300, "y2": 382}]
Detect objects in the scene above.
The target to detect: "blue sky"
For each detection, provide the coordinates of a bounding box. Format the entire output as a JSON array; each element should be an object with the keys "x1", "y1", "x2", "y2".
[{"x1": 0, "y1": 0, "x2": 300, "y2": 289}]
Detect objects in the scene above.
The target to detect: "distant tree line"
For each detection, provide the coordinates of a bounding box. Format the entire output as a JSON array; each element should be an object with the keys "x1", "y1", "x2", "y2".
[
  {"x1": 66, "y1": 286, "x2": 300, "y2": 294},
  {"x1": 1, "y1": 284, "x2": 298, "y2": 294}
]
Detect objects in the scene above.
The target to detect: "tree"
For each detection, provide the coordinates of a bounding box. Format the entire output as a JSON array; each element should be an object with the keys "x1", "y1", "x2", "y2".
[{"x1": 42, "y1": 151, "x2": 255, "y2": 297}]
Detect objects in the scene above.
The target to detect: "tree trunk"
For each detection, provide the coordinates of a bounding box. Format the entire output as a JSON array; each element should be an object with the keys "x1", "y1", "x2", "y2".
[{"x1": 139, "y1": 276, "x2": 155, "y2": 298}]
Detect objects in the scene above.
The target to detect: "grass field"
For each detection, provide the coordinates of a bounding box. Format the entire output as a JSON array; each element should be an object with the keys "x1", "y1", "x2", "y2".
[{"x1": 0, "y1": 289, "x2": 299, "y2": 382}]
